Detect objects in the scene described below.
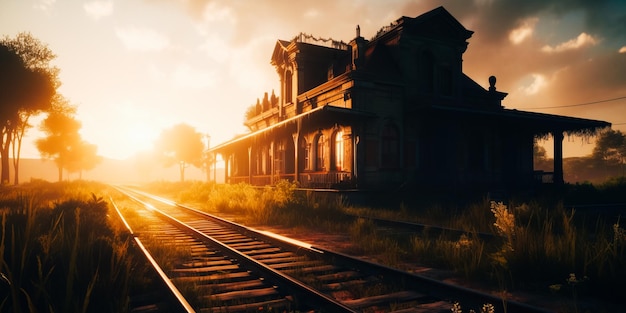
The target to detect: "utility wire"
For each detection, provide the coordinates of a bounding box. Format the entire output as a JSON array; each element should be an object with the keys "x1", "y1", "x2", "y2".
[{"x1": 524, "y1": 96, "x2": 626, "y2": 110}]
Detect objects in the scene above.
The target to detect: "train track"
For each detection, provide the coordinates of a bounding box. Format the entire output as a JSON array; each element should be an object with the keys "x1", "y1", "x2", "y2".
[{"x1": 111, "y1": 186, "x2": 554, "y2": 312}]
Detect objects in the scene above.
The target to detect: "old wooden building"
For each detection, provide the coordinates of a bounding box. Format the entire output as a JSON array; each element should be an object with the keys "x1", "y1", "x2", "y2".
[{"x1": 209, "y1": 6, "x2": 610, "y2": 192}]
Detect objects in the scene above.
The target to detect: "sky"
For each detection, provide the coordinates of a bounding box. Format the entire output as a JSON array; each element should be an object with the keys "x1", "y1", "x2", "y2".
[{"x1": 1, "y1": 0, "x2": 625, "y2": 160}]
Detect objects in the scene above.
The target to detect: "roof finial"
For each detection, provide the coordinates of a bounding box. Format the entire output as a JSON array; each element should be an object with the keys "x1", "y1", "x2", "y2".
[
  {"x1": 489, "y1": 75, "x2": 496, "y2": 91},
  {"x1": 356, "y1": 25, "x2": 360, "y2": 38}
]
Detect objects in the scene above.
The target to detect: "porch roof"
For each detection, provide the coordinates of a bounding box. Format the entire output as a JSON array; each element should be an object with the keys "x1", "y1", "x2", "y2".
[
  {"x1": 210, "y1": 105, "x2": 374, "y2": 153},
  {"x1": 427, "y1": 105, "x2": 611, "y2": 135}
]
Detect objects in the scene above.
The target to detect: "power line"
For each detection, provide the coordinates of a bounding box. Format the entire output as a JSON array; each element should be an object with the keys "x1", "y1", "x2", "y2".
[{"x1": 524, "y1": 96, "x2": 626, "y2": 110}]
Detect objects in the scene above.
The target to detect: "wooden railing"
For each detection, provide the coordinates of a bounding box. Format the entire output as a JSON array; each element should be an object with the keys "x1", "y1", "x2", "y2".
[
  {"x1": 534, "y1": 171, "x2": 554, "y2": 184},
  {"x1": 229, "y1": 172, "x2": 352, "y2": 189},
  {"x1": 298, "y1": 172, "x2": 352, "y2": 189}
]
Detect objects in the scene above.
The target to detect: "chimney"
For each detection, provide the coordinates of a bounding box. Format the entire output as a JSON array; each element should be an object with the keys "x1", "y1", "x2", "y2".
[{"x1": 350, "y1": 25, "x2": 366, "y2": 70}]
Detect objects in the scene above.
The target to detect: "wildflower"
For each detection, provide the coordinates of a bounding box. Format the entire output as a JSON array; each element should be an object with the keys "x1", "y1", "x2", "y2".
[
  {"x1": 613, "y1": 216, "x2": 626, "y2": 243},
  {"x1": 490, "y1": 201, "x2": 515, "y2": 238},
  {"x1": 481, "y1": 303, "x2": 495, "y2": 313}
]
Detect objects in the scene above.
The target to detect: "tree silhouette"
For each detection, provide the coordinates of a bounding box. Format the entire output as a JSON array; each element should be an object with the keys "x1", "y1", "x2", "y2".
[
  {"x1": 1, "y1": 32, "x2": 58, "y2": 184},
  {"x1": 36, "y1": 110, "x2": 99, "y2": 181},
  {"x1": 592, "y1": 129, "x2": 626, "y2": 177},
  {"x1": 155, "y1": 123, "x2": 205, "y2": 182}
]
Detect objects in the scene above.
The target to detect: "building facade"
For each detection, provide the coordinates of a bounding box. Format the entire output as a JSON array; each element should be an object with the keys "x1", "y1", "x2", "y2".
[{"x1": 210, "y1": 6, "x2": 610, "y2": 192}]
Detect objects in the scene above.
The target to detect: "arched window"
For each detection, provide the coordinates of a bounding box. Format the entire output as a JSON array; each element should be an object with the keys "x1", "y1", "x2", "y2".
[
  {"x1": 285, "y1": 70, "x2": 293, "y2": 103},
  {"x1": 316, "y1": 134, "x2": 326, "y2": 171},
  {"x1": 302, "y1": 138, "x2": 311, "y2": 170},
  {"x1": 381, "y1": 124, "x2": 399, "y2": 168},
  {"x1": 334, "y1": 130, "x2": 344, "y2": 171}
]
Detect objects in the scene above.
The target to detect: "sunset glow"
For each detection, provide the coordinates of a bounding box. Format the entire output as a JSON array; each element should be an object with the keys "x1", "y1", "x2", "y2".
[{"x1": 2, "y1": 0, "x2": 625, "y2": 160}]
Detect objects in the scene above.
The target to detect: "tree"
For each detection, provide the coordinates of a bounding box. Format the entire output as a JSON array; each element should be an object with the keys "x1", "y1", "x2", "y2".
[
  {"x1": 36, "y1": 111, "x2": 99, "y2": 181},
  {"x1": 65, "y1": 140, "x2": 101, "y2": 179},
  {"x1": 1, "y1": 33, "x2": 58, "y2": 184},
  {"x1": 155, "y1": 123, "x2": 205, "y2": 182},
  {"x1": 533, "y1": 141, "x2": 552, "y2": 171},
  {"x1": 592, "y1": 129, "x2": 626, "y2": 177}
]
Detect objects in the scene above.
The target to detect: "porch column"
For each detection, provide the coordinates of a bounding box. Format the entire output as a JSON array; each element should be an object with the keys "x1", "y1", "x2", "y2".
[
  {"x1": 353, "y1": 134, "x2": 359, "y2": 186},
  {"x1": 248, "y1": 146, "x2": 252, "y2": 184},
  {"x1": 270, "y1": 141, "x2": 275, "y2": 184},
  {"x1": 213, "y1": 152, "x2": 217, "y2": 182},
  {"x1": 553, "y1": 131, "x2": 564, "y2": 185},
  {"x1": 292, "y1": 133, "x2": 300, "y2": 184},
  {"x1": 224, "y1": 153, "x2": 230, "y2": 184}
]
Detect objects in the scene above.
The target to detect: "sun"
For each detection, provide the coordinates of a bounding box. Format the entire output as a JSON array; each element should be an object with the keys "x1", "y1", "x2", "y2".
[{"x1": 125, "y1": 122, "x2": 159, "y2": 153}]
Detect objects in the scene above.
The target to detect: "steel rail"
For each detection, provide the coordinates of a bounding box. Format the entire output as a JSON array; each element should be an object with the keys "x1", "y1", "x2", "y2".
[
  {"x1": 115, "y1": 186, "x2": 356, "y2": 313},
  {"x1": 120, "y1": 187, "x2": 556, "y2": 313},
  {"x1": 109, "y1": 196, "x2": 196, "y2": 313}
]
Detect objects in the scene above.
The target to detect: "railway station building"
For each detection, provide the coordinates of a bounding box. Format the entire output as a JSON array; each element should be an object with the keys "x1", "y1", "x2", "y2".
[{"x1": 209, "y1": 6, "x2": 610, "y2": 193}]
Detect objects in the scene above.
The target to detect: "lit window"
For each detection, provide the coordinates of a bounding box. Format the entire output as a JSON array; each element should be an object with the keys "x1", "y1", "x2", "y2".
[
  {"x1": 316, "y1": 134, "x2": 325, "y2": 171},
  {"x1": 335, "y1": 131, "x2": 344, "y2": 171}
]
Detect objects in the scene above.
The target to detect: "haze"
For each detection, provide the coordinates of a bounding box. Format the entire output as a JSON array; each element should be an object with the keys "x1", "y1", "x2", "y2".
[{"x1": 2, "y1": 0, "x2": 625, "y2": 161}]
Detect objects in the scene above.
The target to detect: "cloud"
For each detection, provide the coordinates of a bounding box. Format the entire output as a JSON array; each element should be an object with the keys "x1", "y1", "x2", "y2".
[
  {"x1": 620, "y1": 46, "x2": 626, "y2": 53},
  {"x1": 115, "y1": 26, "x2": 170, "y2": 52},
  {"x1": 200, "y1": 1, "x2": 236, "y2": 23},
  {"x1": 83, "y1": 1, "x2": 114, "y2": 20},
  {"x1": 508, "y1": 17, "x2": 538, "y2": 44},
  {"x1": 541, "y1": 32, "x2": 598, "y2": 53},
  {"x1": 198, "y1": 34, "x2": 231, "y2": 63},
  {"x1": 520, "y1": 73, "x2": 548, "y2": 95},
  {"x1": 33, "y1": 0, "x2": 56, "y2": 11}
]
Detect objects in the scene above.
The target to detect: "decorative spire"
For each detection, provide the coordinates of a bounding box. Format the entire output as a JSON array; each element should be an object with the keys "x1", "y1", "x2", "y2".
[
  {"x1": 356, "y1": 25, "x2": 360, "y2": 38},
  {"x1": 489, "y1": 75, "x2": 496, "y2": 91}
]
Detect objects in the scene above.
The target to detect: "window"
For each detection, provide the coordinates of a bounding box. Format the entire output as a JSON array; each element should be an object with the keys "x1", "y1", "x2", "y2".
[
  {"x1": 285, "y1": 70, "x2": 293, "y2": 103},
  {"x1": 381, "y1": 124, "x2": 399, "y2": 168},
  {"x1": 275, "y1": 140, "x2": 285, "y2": 174},
  {"x1": 261, "y1": 146, "x2": 269, "y2": 175},
  {"x1": 316, "y1": 134, "x2": 326, "y2": 171},
  {"x1": 303, "y1": 138, "x2": 311, "y2": 170},
  {"x1": 334, "y1": 131, "x2": 344, "y2": 171}
]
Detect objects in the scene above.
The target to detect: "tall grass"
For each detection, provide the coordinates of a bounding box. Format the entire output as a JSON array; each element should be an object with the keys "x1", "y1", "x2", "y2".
[
  {"x1": 144, "y1": 179, "x2": 626, "y2": 307},
  {"x1": 0, "y1": 181, "x2": 136, "y2": 313}
]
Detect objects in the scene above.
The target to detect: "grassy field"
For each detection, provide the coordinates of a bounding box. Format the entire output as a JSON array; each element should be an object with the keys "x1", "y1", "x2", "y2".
[
  {"x1": 2, "y1": 179, "x2": 624, "y2": 312},
  {"x1": 0, "y1": 180, "x2": 150, "y2": 313},
  {"x1": 145, "y1": 178, "x2": 626, "y2": 312}
]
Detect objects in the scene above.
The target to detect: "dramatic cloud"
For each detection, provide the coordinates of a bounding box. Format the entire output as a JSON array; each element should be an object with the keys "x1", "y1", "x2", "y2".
[
  {"x1": 620, "y1": 46, "x2": 626, "y2": 53},
  {"x1": 83, "y1": 1, "x2": 113, "y2": 20},
  {"x1": 115, "y1": 27, "x2": 170, "y2": 52},
  {"x1": 508, "y1": 18, "x2": 538, "y2": 45},
  {"x1": 541, "y1": 33, "x2": 598, "y2": 53}
]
